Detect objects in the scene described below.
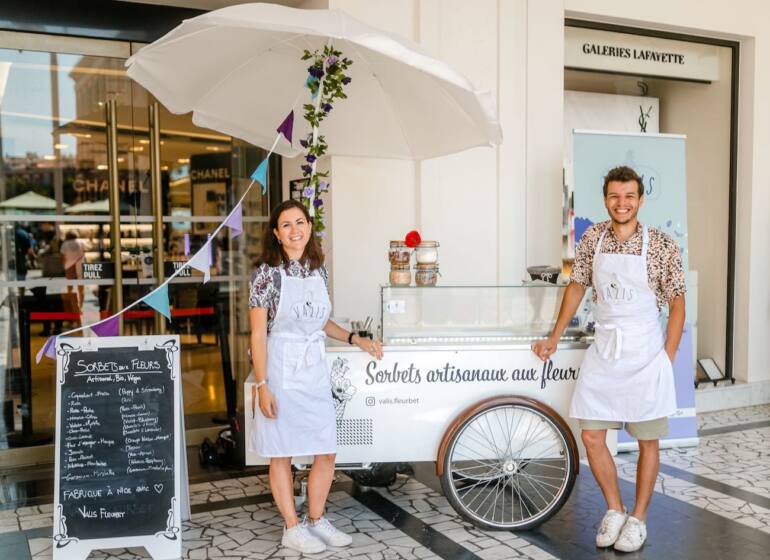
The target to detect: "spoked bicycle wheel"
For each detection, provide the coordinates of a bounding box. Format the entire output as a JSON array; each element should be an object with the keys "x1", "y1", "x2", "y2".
[{"x1": 439, "y1": 397, "x2": 577, "y2": 530}]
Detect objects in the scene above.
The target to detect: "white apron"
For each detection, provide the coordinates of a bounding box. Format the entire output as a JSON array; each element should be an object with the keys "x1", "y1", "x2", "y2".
[
  {"x1": 569, "y1": 225, "x2": 677, "y2": 422},
  {"x1": 253, "y1": 267, "x2": 336, "y2": 457}
]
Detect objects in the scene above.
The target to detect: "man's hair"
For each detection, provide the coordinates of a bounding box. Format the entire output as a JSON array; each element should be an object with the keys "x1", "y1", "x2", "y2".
[{"x1": 603, "y1": 166, "x2": 643, "y2": 197}]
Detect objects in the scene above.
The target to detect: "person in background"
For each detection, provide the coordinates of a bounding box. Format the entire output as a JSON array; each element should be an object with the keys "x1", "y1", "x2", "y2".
[
  {"x1": 249, "y1": 199, "x2": 383, "y2": 554},
  {"x1": 14, "y1": 224, "x2": 36, "y2": 296},
  {"x1": 60, "y1": 231, "x2": 85, "y2": 309},
  {"x1": 532, "y1": 165, "x2": 685, "y2": 553}
]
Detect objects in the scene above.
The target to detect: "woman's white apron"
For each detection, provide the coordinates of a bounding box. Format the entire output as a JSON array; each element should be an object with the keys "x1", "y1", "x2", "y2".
[
  {"x1": 252, "y1": 268, "x2": 336, "y2": 457},
  {"x1": 569, "y1": 225, "x2": 677, "y2": 422}
]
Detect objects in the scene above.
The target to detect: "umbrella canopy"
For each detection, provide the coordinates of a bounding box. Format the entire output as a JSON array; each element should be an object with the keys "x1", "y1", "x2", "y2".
[
  {"x1": 126, "y1": 3, "x2": 501, "y2": 160},
  {"x1": 0, "y1": 191, "x2": 66, "y2": 211}
]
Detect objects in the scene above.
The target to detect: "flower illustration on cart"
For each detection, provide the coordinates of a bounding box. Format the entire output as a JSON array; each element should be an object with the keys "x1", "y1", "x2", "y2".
[{"x1": 331, "y1": 357, "x2": 357, "y2": 420}]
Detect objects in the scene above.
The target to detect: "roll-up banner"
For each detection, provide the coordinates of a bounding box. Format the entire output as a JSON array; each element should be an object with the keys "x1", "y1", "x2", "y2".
[{"x1": 572, "y1": 130, "x2": 697, "y2": 451}]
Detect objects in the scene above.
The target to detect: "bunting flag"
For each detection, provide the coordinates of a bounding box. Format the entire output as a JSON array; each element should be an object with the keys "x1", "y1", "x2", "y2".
[
  {"x1": 35, "y1": 336, "x2": 57, "y2": 364},
  {"x1": 251, "y1": 158, "x2": 269, "y2": 194},
  {"x1": 223, "y1": 203, "x2": 243, "y2": 238},
  {"x1": 188, "y1": 244, "x2": 212, "y2": 283},
  {"x1": 277, "y1": 110, "x2": 294, "y2": 144},
  {"x1": 144, "y1": 284, "x2": 171, "y2": 320},
  {"x1": 34, "y1": 117, "x2": 294, "y2": 360},
  {"x1": 91, "y1": 314, "x2": 121, "y2": 337}
]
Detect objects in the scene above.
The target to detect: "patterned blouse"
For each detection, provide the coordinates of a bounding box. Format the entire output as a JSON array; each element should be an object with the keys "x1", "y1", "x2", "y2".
[
  {"x1": 248, "y1": 260, "x2": 329, "y2": 332},
  {"x1": 570, "y1": 221, "x2": 686, "y2": 310}
]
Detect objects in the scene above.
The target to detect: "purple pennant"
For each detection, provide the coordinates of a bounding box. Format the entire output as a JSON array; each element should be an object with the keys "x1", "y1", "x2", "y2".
[
  {"x1": 223, "y1": 203, "x2": 243, "y2": 238},
  {"x1": 276, "y1": 110, "x2": 294, "y2": 144},
  {"x1": 35, "y1": 336, "x2": 57, "y2": 364},
  {"x1": 91, "y1": 315, "x2": 120, "y2": 337}
]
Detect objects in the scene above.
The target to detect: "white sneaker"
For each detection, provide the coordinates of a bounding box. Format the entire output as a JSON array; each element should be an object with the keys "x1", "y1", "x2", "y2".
[
  {"x1": 595, "y1": 508, "x2": 628, "y2": 548},
  {"x1": 306, "y1": 516, "x2": 353, "y2": 547},
  {"x1": 614, "y1": 515, "x2": 647, "y2": 552},
  {"x1": 281, "y1": 521, "x2": 326, "y2": 554}
]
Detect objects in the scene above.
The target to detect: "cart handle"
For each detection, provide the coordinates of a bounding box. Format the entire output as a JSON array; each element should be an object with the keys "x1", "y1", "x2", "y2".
[{"x1": 435, "y1": 395, "x2": 580, "y2": 477}]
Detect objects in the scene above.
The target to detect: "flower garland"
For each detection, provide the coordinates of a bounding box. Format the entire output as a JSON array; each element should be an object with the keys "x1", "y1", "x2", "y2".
[{"x1": 300, "y1": 45, "x2": 352, "y2": 237}]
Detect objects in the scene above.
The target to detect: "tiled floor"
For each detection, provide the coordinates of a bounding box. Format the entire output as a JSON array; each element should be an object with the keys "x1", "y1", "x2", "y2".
[{"x1": 1, "y1": 404, "x2": 769, "y2": 559}]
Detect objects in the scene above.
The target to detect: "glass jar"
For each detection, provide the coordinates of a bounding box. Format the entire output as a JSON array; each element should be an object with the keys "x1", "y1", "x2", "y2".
[
  {"x1": 415, "y1": 262, "x2": 439, "y2": 287},
  {"x1": 389, "y1": 241, "x2": 411, "y2": 266},
  {"x1": 389, "y1": 263, "x2": 412, "y2": 286},
  {"x1": 415, "y1": 241, "x2": 439, "y2": 264}
]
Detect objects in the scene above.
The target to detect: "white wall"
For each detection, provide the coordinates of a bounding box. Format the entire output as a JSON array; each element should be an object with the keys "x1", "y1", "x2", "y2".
[{"x1": 285, "y1": 0, "x2": 770, "y2": 386}]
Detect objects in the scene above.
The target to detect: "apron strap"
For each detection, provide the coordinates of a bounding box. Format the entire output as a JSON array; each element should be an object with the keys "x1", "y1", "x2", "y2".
[
  {"x1": 641, "y1": 225, "x2": 650, "y2": 261},
  {"x1": 594, "y1": 228, "x2": 609, "y2": 258}
]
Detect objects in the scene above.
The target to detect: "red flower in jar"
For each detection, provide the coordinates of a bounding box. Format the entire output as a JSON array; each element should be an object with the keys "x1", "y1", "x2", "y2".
[{"x1": 404, "y1": 230, "x2": 422, "y2": 248}]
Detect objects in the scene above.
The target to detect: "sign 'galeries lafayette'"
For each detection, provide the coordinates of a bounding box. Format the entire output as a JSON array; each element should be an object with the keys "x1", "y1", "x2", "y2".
[
  {"x1": 245, "y1": 345, "x2": 585, "y2": 466},
  {"x1": 565, "y1": 26, "x2": 721, "y2": 82}
]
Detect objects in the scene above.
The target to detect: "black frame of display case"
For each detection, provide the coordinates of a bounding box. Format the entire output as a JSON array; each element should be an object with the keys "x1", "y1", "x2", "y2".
[{"x1": 565, "y1": 18, "x2": 739, "y2": 384}]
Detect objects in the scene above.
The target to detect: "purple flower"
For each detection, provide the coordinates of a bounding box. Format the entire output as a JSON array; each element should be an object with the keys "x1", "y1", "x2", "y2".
[
  {"x1": 322, "y1": 103, "x2": 332, "y2": 113},
  {"x1": 316, "y1": 230, "x2": 326, "y2": 238},
  {"x1": 308, "y1": 65, "x2": 324, "y2": 79},
  {"x1": 318, "y1": 180, "x2": 329, "y2": 193},
  {"x1": 305, "y1": 154, "x2": 316, "y2": 163},
  {"x1": 302, "y1": 186, "x2": 314, "y2": 198},
  {"x1": 342, "y1": 76, "x2": 352, "y2": 85},
  {"x1": 299, "y1": 139, "x2": 309, "y2": 148},
  {"x1": 326, "y1": 55, "x2": 338, "y2": 66},
  {"x1": 301, "y1": 164, "x2": 312, "y2": 175},
  {"x1": 313, "y1": 197, "x2": 323, "y2": 208}
]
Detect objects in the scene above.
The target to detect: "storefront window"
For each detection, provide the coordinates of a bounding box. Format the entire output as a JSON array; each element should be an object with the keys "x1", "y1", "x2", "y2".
[
  {"x1": 0, "y1": 37, "x2": 273, "y2": 456},
  {"x1": 563, "y1": 22, "x2": 736, "y2": 377}
]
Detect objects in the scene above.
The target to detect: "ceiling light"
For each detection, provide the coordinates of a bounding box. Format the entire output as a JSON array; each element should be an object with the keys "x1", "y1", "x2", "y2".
[
  {"x1": 54, "y1": 143, "x2": 68, "y2": 150},
  {"x1": 97, "y1": 164, "x2": 108, "y2": 170},
  {"x1": 43, "y1": 155, "x2": 57, "y2": 160},
  {"x1": 177, "y1": 158, "x2": 190, "y2": 164}
]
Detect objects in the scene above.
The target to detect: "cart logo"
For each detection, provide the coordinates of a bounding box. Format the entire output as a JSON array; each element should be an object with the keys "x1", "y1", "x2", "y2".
[{"x1": 331, "y1": 357, "x2": 357, "y2": 420}]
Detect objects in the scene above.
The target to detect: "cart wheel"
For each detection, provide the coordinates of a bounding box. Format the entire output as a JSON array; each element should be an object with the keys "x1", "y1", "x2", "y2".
[{"x1": 439, "y1": 397, "x2": 577, "y2": 531}]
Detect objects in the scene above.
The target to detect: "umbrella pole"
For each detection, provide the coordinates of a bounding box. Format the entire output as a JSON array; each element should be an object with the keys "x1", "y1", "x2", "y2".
[{"x1": 308, "y1": 40, "x2": 332, "y2": 218}]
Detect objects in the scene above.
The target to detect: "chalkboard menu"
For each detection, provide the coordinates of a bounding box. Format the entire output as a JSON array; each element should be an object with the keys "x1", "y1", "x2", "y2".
[{"x1": 53, "y1": 336, "x2": 182, "y2": 560}]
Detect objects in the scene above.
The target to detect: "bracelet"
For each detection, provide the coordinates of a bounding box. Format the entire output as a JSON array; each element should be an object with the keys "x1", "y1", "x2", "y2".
[
  {"x1": 255, "y1": 379, "x2": 267, "y2": 390},
  {"x1": 347, "y1": 332, "x2": 355, "y2": 345}
]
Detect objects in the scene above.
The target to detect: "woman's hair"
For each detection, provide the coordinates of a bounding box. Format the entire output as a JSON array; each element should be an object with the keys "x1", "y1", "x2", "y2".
[{"x1": 259, "y1": 199, "x2": 324, "y2": 270}]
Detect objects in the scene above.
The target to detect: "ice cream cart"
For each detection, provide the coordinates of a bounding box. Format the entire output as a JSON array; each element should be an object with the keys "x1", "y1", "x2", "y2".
[{"x1": 245, "y1": 284, "x2": 594, "y2": 530}]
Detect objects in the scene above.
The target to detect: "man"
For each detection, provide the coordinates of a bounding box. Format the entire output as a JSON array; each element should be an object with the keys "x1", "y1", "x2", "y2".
[{"x1": 532, "y1": 165, "x2": 685, "y2": 552}]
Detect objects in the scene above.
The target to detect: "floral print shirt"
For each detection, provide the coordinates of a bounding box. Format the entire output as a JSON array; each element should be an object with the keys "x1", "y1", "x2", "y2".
[
  {"x1": 248, "y1": 260, "x2": 329, "y2": 332},
  {"x1": 570, "y1": 221, "x2": 686, "y2": 310}
]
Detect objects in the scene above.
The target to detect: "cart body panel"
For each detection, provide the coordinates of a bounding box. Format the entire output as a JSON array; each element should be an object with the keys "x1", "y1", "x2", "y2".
[{"x1": 244, "y1": 344, "x2": 606, "y2": 466}]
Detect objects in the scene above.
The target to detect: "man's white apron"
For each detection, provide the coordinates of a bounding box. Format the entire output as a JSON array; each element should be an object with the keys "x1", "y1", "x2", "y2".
[{"x1": 570, "y1": 226, "x2": 677, "y2": 422}]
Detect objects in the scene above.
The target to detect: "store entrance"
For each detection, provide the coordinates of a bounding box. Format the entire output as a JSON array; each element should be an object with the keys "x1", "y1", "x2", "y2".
[{"x1": 0, "y1": 33, "x2": 271, "y2": 470}]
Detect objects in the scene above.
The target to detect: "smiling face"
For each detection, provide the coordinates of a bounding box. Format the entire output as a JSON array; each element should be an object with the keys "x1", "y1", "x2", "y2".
[
  {"x1": 604, "y1": 180, "x2": 643, "y2": 225},
  {"x1": 273, "y1": 206, "x2": 312, "y2": 258}
]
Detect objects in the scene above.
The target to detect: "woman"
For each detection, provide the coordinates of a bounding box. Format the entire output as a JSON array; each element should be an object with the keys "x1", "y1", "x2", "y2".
[{"x1": 249, "y1": 199, "x2": 383, "y2": 554}]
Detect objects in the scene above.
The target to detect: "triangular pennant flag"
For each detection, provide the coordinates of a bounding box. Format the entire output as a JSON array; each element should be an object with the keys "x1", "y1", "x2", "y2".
[
  {"x1": 223, "y1": 203, "x2": 243, "y2": 238},
  {"x1": 277, "y1": 110, "x2": 294, "y2": 144},
  {"x1": 188, "y1": 245, "x2": 211, "y2": 283},
  {"x1": 250, "y1": 158, "x2": 269, "y2": 194},
  {"x1": 36, "y1": 336, "x2": 57, "y2": 364},
  {"x1": 91, "y1": 314, "x2": 120, "y2": 337},
  {"x1": 144, "y1": 284, "x2": 171, "y2": 320}
]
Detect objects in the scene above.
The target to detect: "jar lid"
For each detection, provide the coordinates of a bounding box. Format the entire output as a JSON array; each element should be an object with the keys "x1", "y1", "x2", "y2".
[
  {"x1": 415, "y1": 262, "x2": 439, "y2": 270},
  {"x1": 416, "y1": 241, "x2": 439, "y2": 248},
  {"x1": 391, "y1": 263, "x2": 411, "y2": 270},
  {"x1": 389, "y1": 240, "x2": 408, "y2": 247}
]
